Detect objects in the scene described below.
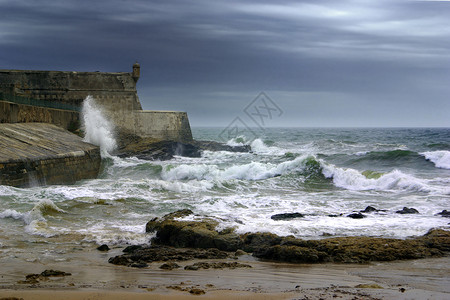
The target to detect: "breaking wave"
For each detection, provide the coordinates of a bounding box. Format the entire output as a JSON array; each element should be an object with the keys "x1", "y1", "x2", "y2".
[
  {"x1": 421, "y1": 150, "x2": 450, "y2": 169},
  {"x1": 81, "y1": 95, "x2": 117, "y2": 156}
]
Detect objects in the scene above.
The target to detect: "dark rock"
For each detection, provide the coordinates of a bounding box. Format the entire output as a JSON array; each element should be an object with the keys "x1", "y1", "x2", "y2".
[
  {"x1": 108, "y1": 245, "x2": 232, "y2": 267},
  {"x1": 108, "y1": 255, "x2": 130, "y2": 266},
  {"x1": 123, "y1": 245, "x2": 143, "y2": 253},
  {"x1": 184, "y1": 265, "x2": 199, "y2": 271},
  {"x1": 114, "y1": 210, "x2": 450, "y2": 267},
  {"x1": 159, "y1": 262, "x2": 181, "y2": 270},
  {"x1": 437, "y1": 210, "x2": 450, "y2": 218},
  {"x1": 271, "y1": 212, "x2": 304, "y2": 221},
  {"x1": 189, "y1": 288, "x2": 206, "y2": 295},
  {"x1": 396, "y1": 207, "x2": 419, "y2": 214},
  {"x1": 40, "y1": 270, "x2": 71, "y2": 277},
  {"x1": 347, "y1": 212, "x2": 366, "y2": 219},
  {"x1": 116, "y1": 134, "x2": 250, "y2": 161},
  {"x1": 146, "y1": 210, "x2": 243, "y2": 251},
  {"x1": 97, "y1": 244, "x2": 110, "y2": 251},
  {"x1": 254, "y1": 245, "x2": 325, "y2": 263},
  {"x1": 130, "y1": 262, "x2": 148, "y2": 268},
  {"x1": 241, "y1": 232, "x2": 283, "y2": 253},
  {"x1": 184, "y1": 262, "x2": 252, "y2": 270},
  {"x1": 361, "y1": 206, "x2": 378, "y2": 213},
  {"x1": 327, "y1": 214, "x2": 343, "y2": 217}
]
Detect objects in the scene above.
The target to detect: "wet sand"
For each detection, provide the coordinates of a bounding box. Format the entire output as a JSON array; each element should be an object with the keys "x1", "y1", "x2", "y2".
[{"x1": 0, "y1": 245, "x2": 449, "y2": 299}]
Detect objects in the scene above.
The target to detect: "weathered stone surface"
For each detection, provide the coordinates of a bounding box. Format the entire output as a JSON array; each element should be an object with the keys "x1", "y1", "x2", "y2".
[{"x1": 0, "y1": 123, "x2": 100, "y2": 187}]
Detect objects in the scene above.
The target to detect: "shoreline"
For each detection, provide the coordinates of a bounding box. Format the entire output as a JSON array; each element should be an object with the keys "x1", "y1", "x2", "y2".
[{"x1": 1, "y1": 252, "x2": 449, "y2": 299}]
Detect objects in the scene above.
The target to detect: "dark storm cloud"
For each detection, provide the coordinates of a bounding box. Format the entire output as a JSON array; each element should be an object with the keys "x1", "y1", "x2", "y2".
[{"x1": 1, "y1": 0, "x2": 449, "y2": 126}]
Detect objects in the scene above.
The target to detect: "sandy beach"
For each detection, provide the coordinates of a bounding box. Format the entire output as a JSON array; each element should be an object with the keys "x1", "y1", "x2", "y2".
[{"x1": 1, "y1": 244, "x2": 449, "y2": 300}]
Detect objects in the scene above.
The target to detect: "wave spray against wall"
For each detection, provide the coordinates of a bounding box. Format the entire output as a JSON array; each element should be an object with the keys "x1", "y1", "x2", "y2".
[{"x1": 81, "y1": 96, "x2": 117, "y2": 157}]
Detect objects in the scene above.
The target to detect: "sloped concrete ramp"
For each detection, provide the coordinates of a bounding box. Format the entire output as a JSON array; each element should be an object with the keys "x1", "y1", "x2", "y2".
[{"x1": 0, "y1": 123, "x2": 101, "y2": 187}]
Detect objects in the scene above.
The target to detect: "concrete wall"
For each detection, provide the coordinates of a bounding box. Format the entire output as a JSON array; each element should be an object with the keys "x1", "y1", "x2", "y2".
[
  {"x1": 0, "y1": 123, "x2": 101, "y2": 187},
  {"x1": 134, "y1": 111, "x2": 193, "y2": 142},
  {"x1": 0, "y1": 101, "x2": 79, "y2": 130}
]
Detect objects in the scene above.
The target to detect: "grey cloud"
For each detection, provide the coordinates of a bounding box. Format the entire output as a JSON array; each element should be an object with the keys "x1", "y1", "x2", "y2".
[{"x1": 1, "y1": 0, "x2": 449, "y2": 126}]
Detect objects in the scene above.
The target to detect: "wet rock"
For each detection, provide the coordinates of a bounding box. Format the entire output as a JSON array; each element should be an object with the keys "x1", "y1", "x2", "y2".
[
  {"x1": 347, "y1": 212, "x2": 366, "y2": 219},
  {"x1": 253, "y1": 245, "x2": 325, "y2": 263},
  {"x1": 123, "y1": 245, "x2": 143, "y2": 253},
  {"x1": 355, "y1": 284, "x2": 383, "y2": 289},
  {"x1": 97, "y1": 244, "x2": 110, "y2": 251},
  {"x1": 241, "y1": 232, "x2": 283, "y2": 253},
  {"x1": 360, "y1": 206, "x2": 378, "y2": 213},
  {"x1": 146, "y1": 209, "x2": 243, "y2": 251},
  {"x1": 130, "y1": 262, "x2": 148, "y2": 268},
  {"x1": 18, "y1": 270, "x2": 71, "y2": 284},
  {"x1": 159, "y1": 262, "x2": 181, "y2": 270},
  {"x1": 327, "y1": 214, "x2": 343, "y2": 217},
  {"x1": 119, "y1": 210, "x2": 450, "y2": 267},
  {"x1": 396, "y1": 207, "x2": 419, "y2": 214},
  {"x1": 437, "y1": 210, "x2": 450, "y2": 218},
  {"x1": 108, "y1": 245, "x2": 231, "y2": 267},
  {"x1": 116, "y1": 134, "x2": 250, "y2": 161},
  {"x1": 184, "y1": 262, "x2": 252, "y2": 270},
  {"x1": 271, "y1": 212, "x2": 304, "y2": 221},
  {"x1": 40, "y1": 270, "x2": 71, "y2": 277}
]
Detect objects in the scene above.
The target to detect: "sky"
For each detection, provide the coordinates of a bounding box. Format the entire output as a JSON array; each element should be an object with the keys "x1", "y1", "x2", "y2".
[{"x1": 1, "y1": 0, "x2": 449, "y2": 127}]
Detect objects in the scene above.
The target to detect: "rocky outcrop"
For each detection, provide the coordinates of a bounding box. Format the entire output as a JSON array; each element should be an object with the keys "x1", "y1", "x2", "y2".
[
  {"x1": 138, "y1": 210, "x2": 450, "y2": 264},
  {"x1": 116, "y1": 133, "x2": 251, "y2": 161}
]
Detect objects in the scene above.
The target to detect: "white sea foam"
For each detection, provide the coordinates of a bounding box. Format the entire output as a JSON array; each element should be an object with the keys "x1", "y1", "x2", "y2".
[
  {"x1": 81, "y1": 95, "x2": 117, "y2": 156},
  {"x1": 321, "y1": 164, "x2": 434, "y2": 192},
  {"x1": 0, "y1": 209, "x2": 25, "y2": 220},
  {"x1": 250, "y1": 139, "x2": 284, "y2": 155},
  {"x1": 161, "y1": 155, "x2": 312, "y2": 181},
  {"x1": 226, "y1": 135, "x2": 248, "y2": 146},
  {"x1": 421, "y1": 150, "x2": 450, "y2": 169}
]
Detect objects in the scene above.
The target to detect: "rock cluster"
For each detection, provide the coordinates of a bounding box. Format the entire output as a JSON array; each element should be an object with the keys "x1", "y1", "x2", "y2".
[{"x1": 109, "y1": 209, "x2": 450, "y2": 266}]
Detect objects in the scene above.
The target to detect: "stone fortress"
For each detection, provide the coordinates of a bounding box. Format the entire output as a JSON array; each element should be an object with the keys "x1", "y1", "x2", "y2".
[
  {"x1": 0, "y1": 63, "x2": 193, "y2": 142},
  {"x1": 0, "y1": 64, "x2": 193, "y2": 187}
]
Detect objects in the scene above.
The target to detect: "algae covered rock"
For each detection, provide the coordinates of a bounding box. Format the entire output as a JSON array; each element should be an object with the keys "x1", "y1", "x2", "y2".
[{"x1": 146, "y1": 209, "x2": 243, "y2": 251}]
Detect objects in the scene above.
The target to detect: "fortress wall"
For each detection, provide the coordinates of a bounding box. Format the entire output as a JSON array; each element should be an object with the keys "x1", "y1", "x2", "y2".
[
  {"x1": 0, "y1": 67, "x2": 193, "y2": 142},
  {"x1": 0, "y1": 70, "x2": 142, "y2": 110},
  {"x1": 133, "y1": 111, "x2": 193, "y2": 142},
  {"x1": 0, "y1": 101, "x2": 79, "y2": 130}
]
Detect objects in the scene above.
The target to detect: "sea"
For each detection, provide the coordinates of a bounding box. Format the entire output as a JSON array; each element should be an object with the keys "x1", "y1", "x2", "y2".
[{"x1": 0, "y1": 101, "x2": 449, "y2": 265}]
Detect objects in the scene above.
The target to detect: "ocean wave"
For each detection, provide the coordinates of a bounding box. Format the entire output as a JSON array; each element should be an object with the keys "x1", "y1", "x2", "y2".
[
  {"x1": 161, "y1": 155, "x2": 315, "y2": 181},
  {"x1": 421, "y1": 150, "x2": 450, "y2": 169},
  {"x1": 322, "y1": 164, "x2": 435, "y2": 192}
]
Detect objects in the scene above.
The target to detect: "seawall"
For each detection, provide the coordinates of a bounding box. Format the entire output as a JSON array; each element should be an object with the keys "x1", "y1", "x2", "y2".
[{"x1": 0, "y1": 123, "x2": 101, "y2": 187}]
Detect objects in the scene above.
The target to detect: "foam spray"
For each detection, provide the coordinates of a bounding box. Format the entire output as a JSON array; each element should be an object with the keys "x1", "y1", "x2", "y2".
[{"x1": 81, "y1": 96, "x2": 117, "y2": 157}]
